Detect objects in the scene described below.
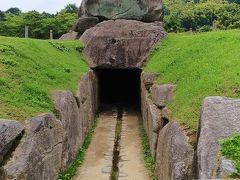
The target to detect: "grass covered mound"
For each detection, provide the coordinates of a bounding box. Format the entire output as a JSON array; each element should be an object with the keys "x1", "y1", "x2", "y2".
[
  {"x1": 0, "y1": 36, "x2": 88, "y2": 122},
  {"x1": 145, "y1": 30, "x2": 240, "y2": 132}
]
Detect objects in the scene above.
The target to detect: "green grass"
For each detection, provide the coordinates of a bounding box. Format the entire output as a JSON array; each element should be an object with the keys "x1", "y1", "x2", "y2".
[
  {"x1": 138, "y1": 115, "x2": 156, "y2": 180},
  {"x1": 220, "y1": 134, "x2": 240, "y2": 178},
  {"x1": 0, "y1": 36, "x2": 88, "y2": 122},
  {"x1": 58, "y1": 117, "x2": 99, "y2": 180},
  {"x1": 145, "y1": 30, "x2": 240, "y2": 132}
]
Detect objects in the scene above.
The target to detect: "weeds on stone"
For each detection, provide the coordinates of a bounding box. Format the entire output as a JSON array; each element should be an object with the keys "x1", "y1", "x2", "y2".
[
  {"x1": 138, "y1": 116, "x2": 156, "y2": 180},
  {"x1": 220, "y1": 134, "x2": 240, "y2": 178},
  {"x1": 58, "y1": 116, "x2": 99, "y2": 180}
]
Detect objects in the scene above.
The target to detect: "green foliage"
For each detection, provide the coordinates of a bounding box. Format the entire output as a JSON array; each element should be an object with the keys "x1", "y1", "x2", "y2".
[
  {"x1": 228, "y1": 0, "x2": 240, "y2": 3},
  {"x1": 0, "y1": 5, "x2": 77, "y2": 39},
  {"x1": 138, "y1": 116, "x2": 156, "y2": 180},
  {"x1": 58, "y1": 117, "x2": 99, "y2": 180},
  {"x1": 6, "y1": 8, "x2": 21, "y2": 15},
  {"x1": 0, "y1": 14, "x2": 25, "y2": 37},
  {"x1": 0, "y1": 36, "x2": 88, "y2": 121},
  {"x1": 0, "y1": 58, "x2": 18, "y2": 67},
  {"x1": 220, "y1": 134, "x2": 240, "y2": 178},
  {"x1": 49, "y1": 42, "x2": 71, "y2": 52},
  {"x1": 145, "y1": 30, "x2": 240, "y2": 132},
  {"x1": 0, "y1": 10, "x2": 6, "y2": 21},
  {"x1": 61, "y1": 4, "x2": 78, "y2": 14},
  {"x1": 164, "y1": 0, "x2": 240, "y2": 32}
]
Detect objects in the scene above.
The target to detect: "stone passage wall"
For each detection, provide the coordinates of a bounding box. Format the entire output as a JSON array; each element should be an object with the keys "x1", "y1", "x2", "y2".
[
  {"x1": 141, "y1": 72, "x2": 194, "y2": 180},
  {"x1": 0, "y1": 70, "x2": 98, "y2": 180},
  {"x1": 196, "y1": 96, "x2": 240, "y2": 179},
  {"x1": 141, "y1": 72, "x2": 240, "y2": 180}
]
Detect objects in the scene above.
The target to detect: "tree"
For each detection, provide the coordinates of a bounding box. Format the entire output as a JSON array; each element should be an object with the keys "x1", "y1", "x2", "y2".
[
  {"x1": 42, "y1": 12, "x2": 54, "y2": 18},
  {"x1": 62, "y1": 4, "x2": 78, "y2": 14},
  {"x1": 23, "y1": 11, "x2": 46, "y2": 38},
  {"x1": 6, "y1": 8, "x2": 21, "y2": 15},
  {"x1": 227, "y1": 0, "x2": 240, "y2": 3},
  {"x1": 52, "y1": 11, "x2": 77, "y2": 38},
  {"x1": 0, "y1": 10, "x2": 6, "y2": 21},
  {"x1": 0, "y1": 5, "x2": 77, "y2": 39},
  {"x1": 163, "y1": 0, "x2": 240, "y2": 32},
  {"x1": 0, "y1": 13, "x2": 25, "y2": 37}
]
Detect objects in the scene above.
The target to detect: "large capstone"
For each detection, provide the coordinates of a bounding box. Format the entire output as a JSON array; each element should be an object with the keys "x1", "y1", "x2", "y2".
[
  {"x1": 197, "y1": 96, "x2": 240, "y2": 179},
  {"x1": 81, "y1": 20, "x2": 166, "y2": 69},
  {"x1": 79, "y1": 0, "x2": 163, "y2": 22}
]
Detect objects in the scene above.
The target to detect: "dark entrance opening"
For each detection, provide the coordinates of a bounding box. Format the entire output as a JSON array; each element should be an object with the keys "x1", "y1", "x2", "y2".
[{"x1": 95, "y1": 69, "x2": 142, "y2": 106}]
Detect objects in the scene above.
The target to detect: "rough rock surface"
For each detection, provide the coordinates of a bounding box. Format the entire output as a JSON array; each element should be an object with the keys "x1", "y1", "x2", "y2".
[
  {"x1": 151, "y1": 84, "x2": 176, "y2": 108},
  {"x1": 156, "y1": 121, "x2": 194, "y2": 180},
  {"x1": 73, "y1": 17, "x2": 99, "y2": 34},
  {"x1": 59, "y1": 31, "x2": 80, "y2": 40},
  {"x1": 197, "y1": 96, "x2": 240, "y2": 179},
  {"x1": 141, "y1": 76, "x2": 150, "y2": 134},
  {"x1": 161, "y1": 107, "x2": 172, "y2": 120},
  {"x1": 141, "y1": 72, "x2": 163, "y2": 156},
  {"x1": 1, "y1": 114, "x2": 63, "y2": 180},
  {"x1": 141, "y1": 72, "x2": 153, "y2": 135},
  {"x1": 0, "y1": 120, "x2": 24, "y2": 165},
  {"x1": 142, "y1": 72, "x2": 157, "y2": 90},
  {"x1": 147, "y1": 100, "x2": 162, "y2": 156},
  {"x1": 0, "y1": 70, "x2": 99, "y2": 180},
  {"x1": 76, "y1": 70, "x2": 98, "y2": 138},
  {"x1": 79, "y1": 0, "x2": 163, "y2": 22},
  {"x1": 81, "y1": 20, "x2": 166, "y2": 69},
  {"x1": 53, "y1": 91, "x2": 83, "y2": 170},
  {"x1": 217, "y1": 159, "x2": 235, "y2": 178}
]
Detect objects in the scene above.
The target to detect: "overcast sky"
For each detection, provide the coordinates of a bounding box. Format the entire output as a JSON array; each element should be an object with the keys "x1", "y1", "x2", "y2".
[{"x1": 0, "y1": 0, "x2": 81, "y2": 14}]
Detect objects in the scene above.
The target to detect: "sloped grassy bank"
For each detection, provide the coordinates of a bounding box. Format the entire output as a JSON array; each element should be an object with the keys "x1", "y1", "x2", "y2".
[
  {"x1": 0, "y1": 36, "x2": 88, "y2": 122},
  {"x1": 145, "y1": 29, "x2": 240, "y2": 178},
  {"x1": 145, "y1": 30, "x2": 240, "y2": 132}
]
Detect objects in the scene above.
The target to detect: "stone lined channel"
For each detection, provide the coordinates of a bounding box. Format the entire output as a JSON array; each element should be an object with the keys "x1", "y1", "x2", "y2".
[
  {"x1": 110, "y1": 106, "x2": 123, "y2": 180},
  {"x1": 118, "y1": 109, "x2": 149, "y2": 180},
  {"x1": 74, "y1": 108, "x2": 117, "y2": 180},
  {"x1": 74, "y1": 107, "x2": 149, "y2": 180}
]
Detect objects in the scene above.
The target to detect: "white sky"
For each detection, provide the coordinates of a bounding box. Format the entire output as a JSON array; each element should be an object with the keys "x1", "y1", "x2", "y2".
[{"x1": 0, "y1": 0, "x2": 81, "y2": 14}]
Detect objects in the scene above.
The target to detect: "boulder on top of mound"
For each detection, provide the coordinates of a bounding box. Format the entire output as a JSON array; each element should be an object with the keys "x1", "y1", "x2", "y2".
[
  {"x1": 79, "y1": 0, "x2": 163, "y2": 22},
  {"x1": 59, "y1": 31, "x2": 80, "y2": 40},
  {"x1": 81, "y1": 20, "x2": 166, "y2": 69},
  {"x1": 73, "y1": 17, "x2": 99, "y2": 34},
  {"x1": 197, "y1": 96, "x2": 240, "y2": 179}
]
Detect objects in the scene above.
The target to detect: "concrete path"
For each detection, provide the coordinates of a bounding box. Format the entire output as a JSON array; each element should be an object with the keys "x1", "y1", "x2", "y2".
[
  {"x1": 74, "y1": 109, "x2": 117, "y2": 180},
  {"x1": 118, "y1": 110, "x2": 150, "y2": 180}
]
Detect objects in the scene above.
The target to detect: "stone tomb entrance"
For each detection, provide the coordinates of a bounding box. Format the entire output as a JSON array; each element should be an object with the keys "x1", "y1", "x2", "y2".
[
  {"x1": 74, "y1": 68, "x2": 150, "y2": 180},
  {"x1": 95, "y1": 69, "x2": 142, "y2": 106}
]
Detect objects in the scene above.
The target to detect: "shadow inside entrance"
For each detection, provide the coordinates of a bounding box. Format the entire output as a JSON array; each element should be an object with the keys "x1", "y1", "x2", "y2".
[{"x1": 95, "y1": 69, "x2": 142, "y2": 107}]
